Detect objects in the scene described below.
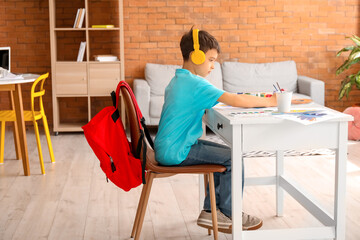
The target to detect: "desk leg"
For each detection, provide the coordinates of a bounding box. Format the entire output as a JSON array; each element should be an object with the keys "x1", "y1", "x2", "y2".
[
  {"x1": 9, "y1": 91, "x2": 22, "y2": 160},
  {"x1": 334, "y1": 122, "x2": 347, "y2": 240},
  {"x1": 13, "y1": 84, "x2": 30, "y2": 176},
  {"x1": 232, "y1": 125, "x2": 243, "y2": 239},
  {"x1": 276, "y1": 150, "x2": 284, "y2": 217}
]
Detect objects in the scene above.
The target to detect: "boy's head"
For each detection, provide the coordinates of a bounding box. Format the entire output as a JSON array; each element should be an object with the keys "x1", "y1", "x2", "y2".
[
  {"x1": 180, "y1": 27, "x2": 221, "y2": 77},
  {"x1": 180, "y1": 27, "x2": 221, "y2": 62}
]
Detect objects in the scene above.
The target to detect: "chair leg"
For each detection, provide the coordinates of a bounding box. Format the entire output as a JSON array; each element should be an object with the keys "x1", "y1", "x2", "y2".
[
  {"x1": 131, "y1": 172, "x2": 151, "y2": 238},
  {"x1": 33, "y1": 120, "x2": 45, "y2": 174},
  {"x1": 0, "y1": 121, "x2": 5, "y2": 164},
  {"x1": 134, "y1": 172, "x2": 155, "y2": 240},
  {"x1": 208, "y1": 173, "x2": 219, "y2": 240},
  {"x1": 203, "y1": 174, "x2": 212, "y2": 235},
  {"x1": 42, "y1": 115, "x2": 55, "y2": 163}
]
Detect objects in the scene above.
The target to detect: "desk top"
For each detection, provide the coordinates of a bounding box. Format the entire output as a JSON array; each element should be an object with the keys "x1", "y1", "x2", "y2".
[
  {"x1": 0, "y1": 74, "x2": 39, "y2": 85},
  {"x1": 209, "y1": 102, "x2": 353, "y2": 125}
]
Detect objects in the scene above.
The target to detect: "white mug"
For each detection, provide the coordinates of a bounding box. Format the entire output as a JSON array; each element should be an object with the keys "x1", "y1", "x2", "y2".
[{"x1": 276, "y1": 91, "x2": 292, "y2": 113}]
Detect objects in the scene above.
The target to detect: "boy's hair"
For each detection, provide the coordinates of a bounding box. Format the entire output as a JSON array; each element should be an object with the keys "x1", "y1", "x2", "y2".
[{"x1": 180, "y1": 27, "x2": 221, "y2": 61}]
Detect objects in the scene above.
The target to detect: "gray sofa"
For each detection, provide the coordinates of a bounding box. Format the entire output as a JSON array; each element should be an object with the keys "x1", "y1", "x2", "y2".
[{"x1": 134, "y1": 60, "x2": 325, "y2": 126}]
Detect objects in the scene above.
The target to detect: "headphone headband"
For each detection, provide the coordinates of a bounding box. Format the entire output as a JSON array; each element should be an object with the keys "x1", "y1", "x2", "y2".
[
  {"x1": 191, "y1": 28, "x2": 206, "y2": 65},
  {"x1": 193, "y1": 29, "x2": 200, "y2": 52}
]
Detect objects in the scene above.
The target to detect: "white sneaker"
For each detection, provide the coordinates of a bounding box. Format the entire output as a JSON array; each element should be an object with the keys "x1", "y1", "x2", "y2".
[
  {"x1": 197, "y1": 210, "x2": 263, "y2": 233},
  {"x1": 242, "y1": 212, "x2": 263, "y2": 231},
  {"x1": 197, "y1": 210, "x2": 232, "y2": 233}
]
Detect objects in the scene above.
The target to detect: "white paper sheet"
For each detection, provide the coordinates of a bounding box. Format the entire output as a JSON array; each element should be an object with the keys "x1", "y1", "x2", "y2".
[
  {"x1": 0, "y1": 68, "x2": 23, "y2": 81},
  {"x1": 271, "y1": 108, "x2": 340, "y2": 125}
]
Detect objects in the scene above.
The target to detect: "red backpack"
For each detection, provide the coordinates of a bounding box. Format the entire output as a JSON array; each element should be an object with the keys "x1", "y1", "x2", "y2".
[{"x1": 82, "y1": 81, "x2": 153, "y2": 191}]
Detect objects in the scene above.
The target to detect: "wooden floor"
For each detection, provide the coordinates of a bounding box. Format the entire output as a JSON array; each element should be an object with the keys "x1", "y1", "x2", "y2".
[{"x1": 0, "y1": 129, "x2": 360, "y2": 240}]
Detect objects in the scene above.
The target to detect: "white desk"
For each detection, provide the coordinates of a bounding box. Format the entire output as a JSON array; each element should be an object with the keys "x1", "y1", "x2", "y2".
[
  {"x1": 0, "y1": 74, "x2": 39, "y2": 176},
  {"x1": 203, "y1": 103, "x2": 353, "y2": 240}
]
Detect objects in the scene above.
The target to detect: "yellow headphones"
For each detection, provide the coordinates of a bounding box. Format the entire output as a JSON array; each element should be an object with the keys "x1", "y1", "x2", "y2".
[{"x1": 191, "y1": 29, "x2": 206, "y2": 65}]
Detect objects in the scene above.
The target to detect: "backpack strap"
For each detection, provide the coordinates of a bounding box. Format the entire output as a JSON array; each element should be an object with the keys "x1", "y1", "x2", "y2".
[
  {"x1": 111, "y1": 91, "x2": 120, "y2": 122},
  {"x1": 141, "y1": 135, "x2": 147, "y2": 184},
  {"x1": 140, "y1": 117, "x2": 154, "y2": 149},
  {"x1": 135, "y1": 130, "x2": 146, "y2": 184},
  {"x1": 111, "y1": 90, "x2": 117, "y2": 107},
  {"x1": 120, "y1": 82, "x2": 143, "y2": 121}
]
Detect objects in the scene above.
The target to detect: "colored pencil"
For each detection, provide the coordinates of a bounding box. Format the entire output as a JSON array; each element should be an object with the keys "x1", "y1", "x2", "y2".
[{"x1": 273, "y1": 84, "x2": 279, "y2": 92}]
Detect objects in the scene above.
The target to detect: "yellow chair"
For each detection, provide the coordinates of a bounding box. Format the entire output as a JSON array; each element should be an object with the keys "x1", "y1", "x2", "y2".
[{"x1": 0, "y1": 73, "x2": 55, "y2": 174}]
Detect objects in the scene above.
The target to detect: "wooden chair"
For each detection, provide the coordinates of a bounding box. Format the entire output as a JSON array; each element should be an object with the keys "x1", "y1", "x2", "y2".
[
  {"x1": 0, "y1": 73, "x2": 55, "y2": 174},
  {"x1": 120, "y1": 86, "x2": 226, "y2": 240}
]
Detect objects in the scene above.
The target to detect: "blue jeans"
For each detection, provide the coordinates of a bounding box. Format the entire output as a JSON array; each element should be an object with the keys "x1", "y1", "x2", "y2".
[{"x1": 179, "y1": 139, "x2": 244, "y2": 218}]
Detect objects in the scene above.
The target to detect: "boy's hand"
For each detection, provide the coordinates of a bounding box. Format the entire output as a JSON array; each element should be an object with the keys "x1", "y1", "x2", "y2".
[{"x1": 268, "y1": 94, "x2": 277, "y2": 107}]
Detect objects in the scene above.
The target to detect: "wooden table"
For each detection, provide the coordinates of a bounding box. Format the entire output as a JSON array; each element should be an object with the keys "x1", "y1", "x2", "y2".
[
  {"x1": 203, "y1": 103, "x2": 353, "y2": 239},
  {"x1": 0, "y1": 74, "x2": 39, "y2": 176}
]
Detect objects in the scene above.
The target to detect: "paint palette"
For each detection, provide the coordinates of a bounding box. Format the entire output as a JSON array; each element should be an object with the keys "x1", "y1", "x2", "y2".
[{"x1": 230, "y1": 109, "x2": 274, "y2": 117}]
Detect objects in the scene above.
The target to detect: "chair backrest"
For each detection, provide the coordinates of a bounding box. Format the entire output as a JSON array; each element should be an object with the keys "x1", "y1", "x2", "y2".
[
  {"x1": 121, "y1": 87, "x2": 141, "y2": 154},
  {"x1": 30, "y1": 73, "x2": 49, "y2": 114},
  {"x1": 121, "y1": 86, "x2": 160, "y2": 170}
]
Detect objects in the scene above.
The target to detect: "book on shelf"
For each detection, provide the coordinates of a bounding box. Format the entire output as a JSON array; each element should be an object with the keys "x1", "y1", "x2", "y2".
[
  {"x1": 77, "y1": 41, "x2": 86, "y2": 62},
  {"x1": 73, "y1": 9, "x2": 80, "y2": 28},
  {"x1": 75, "y1": 9, "x2": 82, "y2": 28},
  {"x1": 91, "y1": 25, "x2": 115, "y2": 29},
  {"x1": 73, "y1": 8, "x2": 85, "y2": 28},
  {"x1": 78, "y1": 8, "x2": 85, "y2": 28},
  {"x1": 94, "y1": 55, "x2": 118, "y2": 62}
]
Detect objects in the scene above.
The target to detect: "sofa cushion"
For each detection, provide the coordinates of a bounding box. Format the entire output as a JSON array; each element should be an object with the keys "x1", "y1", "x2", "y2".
[
  {"x1": 150, "y1": 96, "x2": 164, "y2": 118},
  {"x1": 145, "y1": 63, "x2": 181, "y2": 96},
  {"x1": 222, "y1": 61, "x2": 298, "y2": 93},
  {"x1": 205, "y1": 61, "x2": 223, "y2": 90}
]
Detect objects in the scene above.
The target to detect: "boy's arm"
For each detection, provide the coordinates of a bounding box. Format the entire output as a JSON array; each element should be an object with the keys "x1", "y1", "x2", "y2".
[{"x1": 218, "y1": 92, "x2": 277, "y2": 108}]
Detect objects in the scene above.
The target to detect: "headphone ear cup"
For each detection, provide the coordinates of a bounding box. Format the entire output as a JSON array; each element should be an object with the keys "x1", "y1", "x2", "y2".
[{"x1": 191, "y1": 50, "x2": 206, "y2": 65}]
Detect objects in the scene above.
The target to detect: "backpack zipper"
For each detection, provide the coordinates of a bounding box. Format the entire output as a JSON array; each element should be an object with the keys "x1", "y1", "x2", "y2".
[
  {"x1": 109, "y1": 155, "x2": 116, "y2": 172},
  {"x1": 105, "y1": 152, "x2": 116, "y2": 173}
]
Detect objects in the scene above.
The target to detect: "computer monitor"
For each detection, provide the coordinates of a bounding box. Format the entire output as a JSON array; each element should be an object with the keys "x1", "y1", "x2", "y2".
[{"x1": 0, "y1": 47, "x2": 10, "y2": 72}]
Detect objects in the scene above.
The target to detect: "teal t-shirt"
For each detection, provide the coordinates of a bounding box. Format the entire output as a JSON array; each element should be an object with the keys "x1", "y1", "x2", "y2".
[{"x1": 154, "y1": 69, "x2": 225, "y2": 165}]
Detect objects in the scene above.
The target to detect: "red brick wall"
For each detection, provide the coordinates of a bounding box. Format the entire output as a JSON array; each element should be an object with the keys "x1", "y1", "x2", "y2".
[
  {"x1": 0, "y1": 0, "x2": 52, "y2": 124},
  {"x1": 123, "y1": 0, "x2": 360, "y2": 111},
  {"x1": 1, "y1": 0, "x2": 360, "y2": 129}
]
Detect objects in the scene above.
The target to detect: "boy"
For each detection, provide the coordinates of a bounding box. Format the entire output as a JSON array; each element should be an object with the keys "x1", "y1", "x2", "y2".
[{"x1": 154, "y1": 28, "x2": 277, "y2": 233}]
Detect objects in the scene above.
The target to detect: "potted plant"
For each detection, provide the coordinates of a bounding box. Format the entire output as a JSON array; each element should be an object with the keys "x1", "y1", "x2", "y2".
[{"x1": 336, "y1": 35, "x2": 360, "y2": 100}]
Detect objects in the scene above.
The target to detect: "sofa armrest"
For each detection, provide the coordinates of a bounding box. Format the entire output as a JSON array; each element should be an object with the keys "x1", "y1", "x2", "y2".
[
  {"x1": 133, "y1": 79, "x2": 150, "y2": 122},
  {"x1": 297, "y1": 76, "x2": 325, "y2": 105}
]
